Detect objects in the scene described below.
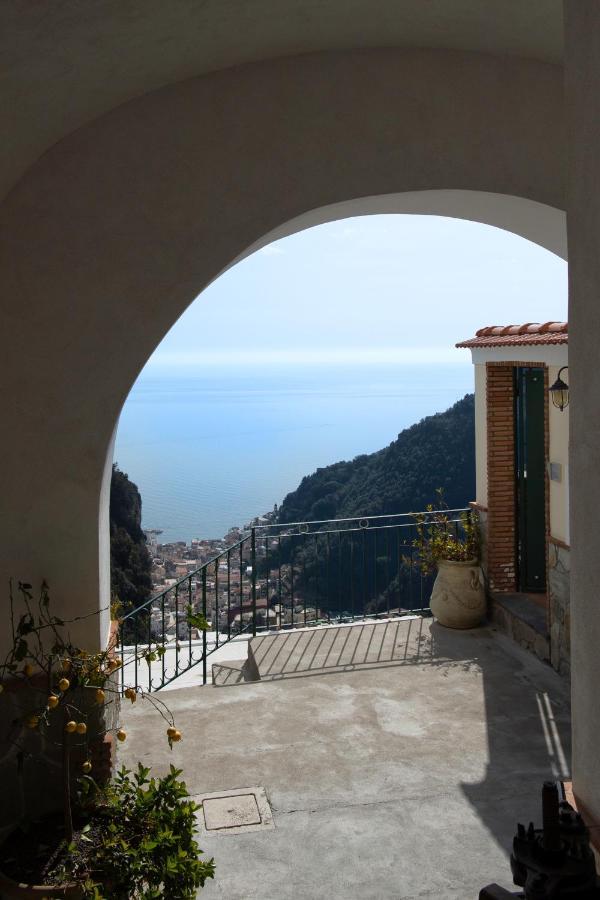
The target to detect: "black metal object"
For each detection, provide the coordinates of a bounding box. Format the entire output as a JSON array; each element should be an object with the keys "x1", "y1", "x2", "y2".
[
  {"x1": 480, "y1": 782, "x2": 600, "y2": 899},
  {"x1": 549, "y1": 366, "x2": 569, "y2": 411}
]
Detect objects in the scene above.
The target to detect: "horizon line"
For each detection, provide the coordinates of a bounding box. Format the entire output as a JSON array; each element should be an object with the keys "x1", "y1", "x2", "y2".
[{"x1": 146, "y1": 346, "x2": 471, "y2": 368}]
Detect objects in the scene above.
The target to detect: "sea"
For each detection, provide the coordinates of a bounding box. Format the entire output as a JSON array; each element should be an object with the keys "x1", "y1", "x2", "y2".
[{"x1": 113, "y1": 363, "x2": 474, "y2": 543}]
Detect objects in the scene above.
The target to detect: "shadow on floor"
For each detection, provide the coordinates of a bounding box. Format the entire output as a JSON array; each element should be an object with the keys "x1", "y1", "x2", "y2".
[
  {"x1": 121, "y1": 618, "x2": 572, "y2": 897},
  {"x1": 248, "y1": 617, "x2": 443, "y2": 680},
  {"x1": 250, "y1": 617, "x2": 572, "y2": 869}
]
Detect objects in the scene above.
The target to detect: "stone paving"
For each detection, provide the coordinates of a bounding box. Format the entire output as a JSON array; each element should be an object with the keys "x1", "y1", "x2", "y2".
[{"x1": 120, "y1": 619, "x2": 572, "y2": 899}]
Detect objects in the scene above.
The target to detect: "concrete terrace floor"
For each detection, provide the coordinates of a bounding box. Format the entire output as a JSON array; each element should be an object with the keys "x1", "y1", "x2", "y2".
[{"x1": 119, "y1": 619, "x2": 571, "y2": 900}]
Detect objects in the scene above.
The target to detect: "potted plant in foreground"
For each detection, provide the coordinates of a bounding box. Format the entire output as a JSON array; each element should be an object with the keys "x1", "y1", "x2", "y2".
[
  {"x1": 0, "y1": 581, "x2": 215, "y2": 898},
  {"x1": 413, "y1": 492, "x2": 485, "y2": 629}
]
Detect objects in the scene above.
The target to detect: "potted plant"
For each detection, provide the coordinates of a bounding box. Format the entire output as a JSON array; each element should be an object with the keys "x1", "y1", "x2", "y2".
[
  {"x1": 413, "y1": 492, "x2": 485, "y2": 629},
  {"x1": 0, "y1": 581, "x2": 215, "y2": 898}
]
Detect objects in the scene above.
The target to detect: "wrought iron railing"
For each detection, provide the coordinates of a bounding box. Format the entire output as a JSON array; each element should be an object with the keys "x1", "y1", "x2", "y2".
[{"x1": 119, "y1": 508, "x2": 470, "y2": 692}]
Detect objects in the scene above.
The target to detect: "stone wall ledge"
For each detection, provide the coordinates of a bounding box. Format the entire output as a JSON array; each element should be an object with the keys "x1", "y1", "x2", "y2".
[{"x1": 490, "y1": 592, "x2": 550, "y2": 664}]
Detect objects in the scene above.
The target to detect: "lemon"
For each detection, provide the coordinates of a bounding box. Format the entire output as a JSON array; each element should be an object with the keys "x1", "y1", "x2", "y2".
[
  {"x1": 95, "y1": 689, "x2": 105, "y2": 705},
  {"x1": 58, "y1": 677, "x2": 70, "y2": 692},
  {"x1": 23, "y1": 663, "x2": 34, "y2": 677},
  {"x1": 65, "y1": 720, "x2": 77, "y2": 733},
  {"x1": 116, "y1": 728, "x2": 127, "y2": 742},
  {"x1": 124, "y1": 688, "x2": 136, "y2": 703},
  {"x1": 82, "y1": 760, "x2": 92, "y2": 774},
  {"x1": 47, "y1": 695, "x2": 59, "y2": 709},
  {"x1": 76, "y1": 722, "x2": 87, "y2": 735},
  {"x1": 166, "y1": 726, "x2": 177, "y2": 738},
  {"x1": 171, "y1": 730, "x2": 182, "y2": 742}
]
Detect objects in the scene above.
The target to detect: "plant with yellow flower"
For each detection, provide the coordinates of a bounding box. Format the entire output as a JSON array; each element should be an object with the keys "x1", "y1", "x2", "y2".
[{"x1": 0, "y1": 581, "x2": 212, "y2": 898}]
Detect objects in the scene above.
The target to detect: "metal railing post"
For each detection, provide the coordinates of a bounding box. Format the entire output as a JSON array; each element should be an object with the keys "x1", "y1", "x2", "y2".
[
  {"x1": 134, "y1": 613, "x2": 138, "y2": 691},
  {"x1": 202, "y1": 568, "x2": 207, "y2": 685},
  {"x1": 215, "y1": 559, "x2": 219, "y2": 648},
  {"x1": 188, "y1": 575, "x2": 193, "y2": 665},
  {"x1": 227, "y1": 548, "x2": 231, "y2": 641},
  {"x1": 147, "y1": 599, "x2": 153, "y2": 691},
  {"x1": 174, "y1": 584, "x2": 179, "y2": 677},
  {"x1": 251, "y1": 527, "x2": 257, "y2": 637},
  {"x1": 120, "y1": 627, "x2": 125, "y2": 694},
  {"x1": 161, "y1": 592, "x2": 166, "y2": 687}
]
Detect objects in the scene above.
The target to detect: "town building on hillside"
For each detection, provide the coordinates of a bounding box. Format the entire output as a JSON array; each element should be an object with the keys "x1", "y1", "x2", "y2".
[{"x1": 456, "y1": 322, "x2": 569, "y2": 676}]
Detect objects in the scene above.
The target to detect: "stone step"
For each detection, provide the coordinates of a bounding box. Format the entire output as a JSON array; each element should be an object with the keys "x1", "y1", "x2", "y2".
[
  {"x1": 212, "y1": 653, "x2": 260, "y2": 687},
  {"x1": 490, "y1": 593, "x2": 550, "y2": 663}
]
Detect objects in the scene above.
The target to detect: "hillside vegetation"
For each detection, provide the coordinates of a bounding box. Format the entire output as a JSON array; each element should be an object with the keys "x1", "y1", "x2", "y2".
[
  {"x1": 263, "y1": 395, "x2": 476, "y2": 618},
  {"x1": 278, "y1": 393, "x2": 475, "y2": 524},
  {"x1": 110, "y1": 464, "x2": 152, "y2": 616}
]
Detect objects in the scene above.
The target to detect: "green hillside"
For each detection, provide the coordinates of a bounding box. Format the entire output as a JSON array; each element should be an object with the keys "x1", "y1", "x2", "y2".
[
  {"x1": 110, "y1": 464, "x2": 152, "y2": 616},
  {"x1": 278, "y1": 393, "x2": 475, "y2": 524},
  {"x1": 262, "y1": 395, "x2": 476, "y2": 618}
]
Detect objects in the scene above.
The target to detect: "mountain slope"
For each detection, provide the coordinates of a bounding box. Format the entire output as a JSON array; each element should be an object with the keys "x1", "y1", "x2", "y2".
[
  {"x1": 278, "y1": 394, "x2": 475, "y2": 523},
  {"x1": 110, "y1": 464, "x2": 152, "y2": 614}
]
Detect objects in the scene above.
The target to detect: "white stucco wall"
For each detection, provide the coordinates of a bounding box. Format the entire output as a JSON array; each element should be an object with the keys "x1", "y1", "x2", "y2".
[
  {"x1": 470, "y1": 346, "x2": 568, "y2": 367},
  {"x1": 548, "y1": 364, "x2": 570, "y2": 545},
  {"x1": 0, "y1": 1, "x2": 565, "y2": 206},
  {"x1": 565, "y1": 0, "x2": 600, "y2": 825}
]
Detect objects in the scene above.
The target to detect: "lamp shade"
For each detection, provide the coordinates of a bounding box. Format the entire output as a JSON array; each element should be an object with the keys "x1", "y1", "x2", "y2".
[{"x1": 549, "y1": 366, "x2": 569, "y2": 411}]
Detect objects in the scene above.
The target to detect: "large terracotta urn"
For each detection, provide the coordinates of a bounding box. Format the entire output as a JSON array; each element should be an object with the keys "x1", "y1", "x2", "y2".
[{"x1": 429, "y1": 558, "x2": 485, "y2": 629}]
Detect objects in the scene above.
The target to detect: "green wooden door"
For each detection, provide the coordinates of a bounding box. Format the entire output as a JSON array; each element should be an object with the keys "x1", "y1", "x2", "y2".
[{"x1": 515, "y1": 368, "x2": 547, "y2": 592}]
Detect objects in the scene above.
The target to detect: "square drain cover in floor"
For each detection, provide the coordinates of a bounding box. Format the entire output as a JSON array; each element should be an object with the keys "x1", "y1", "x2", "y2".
[
  {"x1": 194, "y1": 786, "x2": 274, "y2": 835},
  {"x1": 204, "y1": 794, "x2": 260, "y2": 830}
]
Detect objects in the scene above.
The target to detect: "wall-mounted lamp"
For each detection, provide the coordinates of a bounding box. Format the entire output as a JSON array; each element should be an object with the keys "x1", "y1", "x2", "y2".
[{"x1": 549, "y1": 365, "x2": 569, "y2": 411}]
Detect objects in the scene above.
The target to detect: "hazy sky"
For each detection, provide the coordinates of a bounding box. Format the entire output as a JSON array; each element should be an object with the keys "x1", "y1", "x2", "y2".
[{"x1": 146, "y1": 214, "x2": 567, "y2": 370}]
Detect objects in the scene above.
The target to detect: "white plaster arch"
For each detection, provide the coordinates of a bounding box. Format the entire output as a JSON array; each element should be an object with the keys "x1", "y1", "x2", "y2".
[
  {"x1": 235, "y1": 191, "x2": 567, "y2": 268},
  {"x1": 11, "y1": 0, "x2": 600, "y2": 843},
  {"x1": 102, "y1": 189, "x2": 566, "y2": 654},
  {"x1": 0, "y1": 48, "x2": 565, "y2": 652},
  {"x1": 0, "y1": 1, "x2": 564, "y2": 202}
]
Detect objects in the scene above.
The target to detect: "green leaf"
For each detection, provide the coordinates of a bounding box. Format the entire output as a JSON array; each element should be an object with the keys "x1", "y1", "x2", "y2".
[
  {"x1": 141, "y1": 839, "x2": 158, "y2": 851},
  {"x1": 186, "y1": 606, "x2": 209, "y2": 631}
]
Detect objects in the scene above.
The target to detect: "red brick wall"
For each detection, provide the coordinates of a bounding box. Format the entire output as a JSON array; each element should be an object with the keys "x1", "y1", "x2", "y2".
[{"x1": 486, "y1": 364, "x2": 517, "y2": 591}]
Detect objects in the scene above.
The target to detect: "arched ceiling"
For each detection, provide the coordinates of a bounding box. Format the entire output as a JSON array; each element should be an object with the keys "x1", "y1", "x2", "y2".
[{"x1": 2, "y1": 0, "x2": 562, "y2": 202}]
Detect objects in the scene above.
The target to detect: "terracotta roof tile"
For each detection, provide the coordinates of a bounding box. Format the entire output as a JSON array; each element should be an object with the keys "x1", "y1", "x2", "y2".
[{"x1": 456, "y1": 321, "x2": 568, "y2": 349}]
